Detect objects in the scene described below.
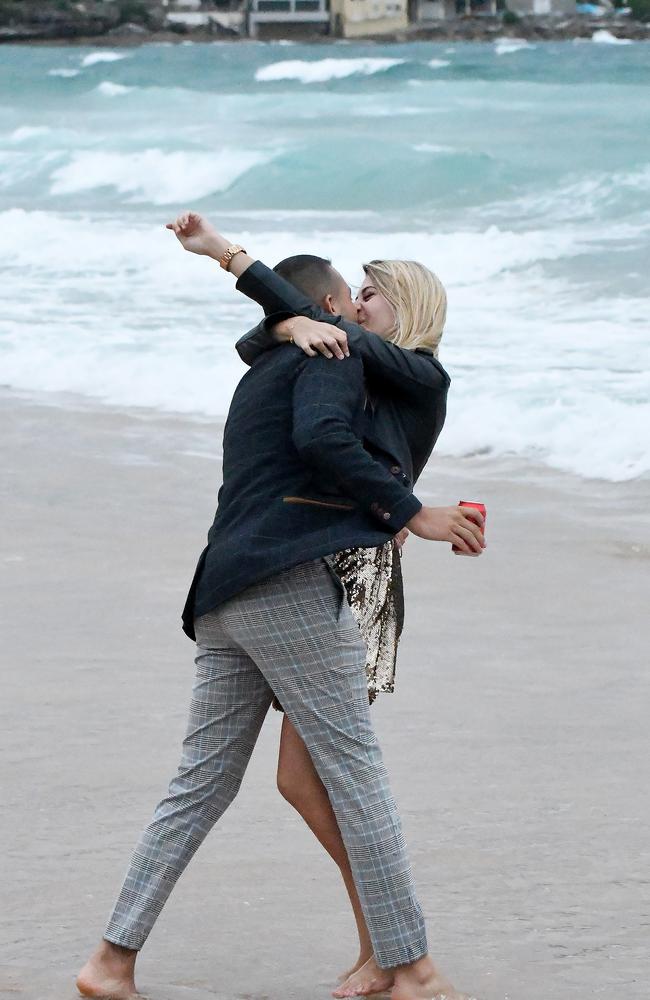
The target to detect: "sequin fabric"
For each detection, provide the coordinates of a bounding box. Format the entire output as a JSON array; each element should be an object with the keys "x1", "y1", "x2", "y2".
[{"x1": 272, "y1": 540, "x2": 403, "y2": 711}]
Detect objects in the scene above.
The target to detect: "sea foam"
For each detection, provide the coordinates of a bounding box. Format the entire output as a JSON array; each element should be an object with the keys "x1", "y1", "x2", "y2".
[
  {"x1": 96, "y1": 82, "x2": 133, "y2": 97},
  {"x1": 80, "y1": 51, "x2": 129, "y2": 67},
  {"x1": 2, "y1": 208, "x2": 648, "y2": 482},
  {"x1": 494, "y1": 38, "x2": 534, "y2": 55},
  {"x1": 255, "y1": 58, "x2": 405, "y2": 83},
  {"x1": 592, "y1": 29, "x2": 632, "y2": 45}
]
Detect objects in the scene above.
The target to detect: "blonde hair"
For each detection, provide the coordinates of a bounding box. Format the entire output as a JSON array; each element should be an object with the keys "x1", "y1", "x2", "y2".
[{"x1": 362, "y1": 259, "x2": 447, "y2": 357}]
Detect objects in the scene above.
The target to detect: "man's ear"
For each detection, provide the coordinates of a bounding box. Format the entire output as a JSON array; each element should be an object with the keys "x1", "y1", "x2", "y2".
[{"x1": 321, "y1": 294, "x2": 338, "y2": 316}]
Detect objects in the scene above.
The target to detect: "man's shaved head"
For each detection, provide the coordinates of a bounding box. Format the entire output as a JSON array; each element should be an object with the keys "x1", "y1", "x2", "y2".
[
  {"x1": 273, "y1": 254, "x2": 339, "y2": 302},
  {"x1": 272, "y1": 254, "x2": 357, "y2": 322}
]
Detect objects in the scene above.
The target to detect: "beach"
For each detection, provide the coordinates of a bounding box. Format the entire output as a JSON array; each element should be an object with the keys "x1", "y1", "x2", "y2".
[{"x1": 1, "y1": 388, "x2": 648, "y2": 1000}]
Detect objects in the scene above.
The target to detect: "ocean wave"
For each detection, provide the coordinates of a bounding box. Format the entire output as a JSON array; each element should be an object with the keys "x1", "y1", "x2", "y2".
[
  {"x1": 412, "y1": 143, "x2": 457, "y2": 154},
  {"x1": 592, "y1": 29, "x2": 633, "y2": 45},
  {"x1": 9, "y1": 126, "x2": 52, "y2": 143},
  {"x1": 96, "y1": 81, "x2": 133, "y2": 97},
  {"x1": 438, "y1": 383, "x2": 650, "y2": 482},
  {"x1": 48, "y1": 148, "x2": 274, "y2": 204},
  {"x1": 427, "y1": 59, "x2": 451, "y2": 69},
  {"x1": 80, "y1": 51, "x2": 129, "y2": 67},
  {"x1": 479, "y1": 165, "x2": 650, "y2": 225},
  {"x1": 494, "y1": 38, "x2": 535, "y2": 55},
  {"x1": 255, "y1": 57, "x2": 406, "y2": 83},
  {"x1": 1, "y1": 208, "x2": 648, "y2": 482},
  {"x1": 48, "y1": 68, "x2": 80, "y2": 78}
]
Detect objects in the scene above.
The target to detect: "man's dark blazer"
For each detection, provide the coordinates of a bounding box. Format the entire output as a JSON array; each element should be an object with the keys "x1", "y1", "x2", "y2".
[
  {"x1": 181, "y1": 333, "x2": 423, "y2": 640},
  {"x1": 235, "y1": 261, "x2": 451, "y2": 489}
]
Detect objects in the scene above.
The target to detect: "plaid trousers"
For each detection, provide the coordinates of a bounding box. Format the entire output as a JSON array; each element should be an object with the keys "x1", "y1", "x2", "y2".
[{"x1": 104, "y1": 558, "x2": 428, "y2": 969}]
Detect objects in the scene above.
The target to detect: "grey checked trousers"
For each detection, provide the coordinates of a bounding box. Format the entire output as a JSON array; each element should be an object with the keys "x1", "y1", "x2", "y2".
[{"x1": 104, "y1": 558, "x2": 428, "y2": 969}]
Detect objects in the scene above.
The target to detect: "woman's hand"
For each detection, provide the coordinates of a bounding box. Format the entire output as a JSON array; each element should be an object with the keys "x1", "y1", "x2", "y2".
[
  {"x1": 275, "y1": 317, "x2": 349, "y2": 360},
  {"x1": 406, "y1": 505, "x2": 486, "y2": 556},
  {"x1": 165, "y1": 211, "x2": 224, "y2": 258}
]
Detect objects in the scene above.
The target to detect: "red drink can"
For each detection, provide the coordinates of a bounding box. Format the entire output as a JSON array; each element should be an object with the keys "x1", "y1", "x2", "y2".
[{"x1": 452, "y1": 501, "x2": 486, "y2": 553}]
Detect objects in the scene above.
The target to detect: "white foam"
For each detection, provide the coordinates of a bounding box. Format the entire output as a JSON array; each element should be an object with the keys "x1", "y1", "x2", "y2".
[
  {"x1": 427, "y1": 59, "x2": 451, "y2": 69},
  {"x1": 494, "y1": 38, "x2": 534, "y2": 55},
  {"x1": 255, "y1": 58, "x2": 405, "y2": 84},
  {"x1": 412, "y1": 143, "x2": 456, "y2": 154},
  {"x1": 96, "y1": 81, "x2": 133, "y2": 97},
  {"x1": 2, "y1": 209, "x2": 648, "y2": 482},
  {"x1": 49, "y1": 148, "x2": 273, "y2": 204},
  {"x1": 80, "y1": 51, "x2": 129, "y2": 67},
  {"x1": 9, "y1": 126, "x2": 51, "y2": 143},
  {"x1": 592, "y1": 29, "x2": 632, "y2": 45},
  {"x1": 479, "y1": 165, "x2": 650, "y2": 224},
  {"x1": 48, "y1": 68, "x2": 80, "y2": 78}
]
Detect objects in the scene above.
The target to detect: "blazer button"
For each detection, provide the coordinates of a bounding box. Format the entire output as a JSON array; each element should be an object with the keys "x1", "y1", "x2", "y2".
[
  {"x1": 390, "y1": 465, "x2": 401, "y2": 474},
  {"x1": 383, "y1": 512, "x2": 391, "y2": 520}
]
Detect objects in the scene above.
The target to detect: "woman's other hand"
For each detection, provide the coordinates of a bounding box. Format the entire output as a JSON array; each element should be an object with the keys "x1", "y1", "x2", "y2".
[
  {"x1": 406, "y1": 505, "x2": 486, "y2": 556},
  {"x1": 165, "y1": 211, "x2": 221, "y2": 257},
  {"x1": 274, "y1": 317, "x2": 349, "y2": 360}
]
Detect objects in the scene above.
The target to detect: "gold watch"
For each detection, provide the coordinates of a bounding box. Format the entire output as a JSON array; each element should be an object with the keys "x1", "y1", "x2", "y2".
[{"x1": 219, "y1": 244, "x2": 247, "y2": 271}]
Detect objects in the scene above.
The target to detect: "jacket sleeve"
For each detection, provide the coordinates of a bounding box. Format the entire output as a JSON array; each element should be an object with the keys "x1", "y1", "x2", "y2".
[
  {"x1": 291, "y1": 353, "x2": 422, "y2": 534},
  {"x1": 235, "y1": 260, "x2": 323, "y2": 366},
  {"x1": 235, "y1": 261, "x2": 451, "y2": 398}
]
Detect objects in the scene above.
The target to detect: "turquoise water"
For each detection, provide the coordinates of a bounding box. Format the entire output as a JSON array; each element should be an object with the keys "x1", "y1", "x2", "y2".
[{"x1": 1, "y1": 40, "x2": 649, "y2": 479}]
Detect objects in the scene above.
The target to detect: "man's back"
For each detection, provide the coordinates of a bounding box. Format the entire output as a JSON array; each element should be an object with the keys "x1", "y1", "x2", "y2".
[{"x1": 182, "y1": 344, "x2": 420, "y2": 637}]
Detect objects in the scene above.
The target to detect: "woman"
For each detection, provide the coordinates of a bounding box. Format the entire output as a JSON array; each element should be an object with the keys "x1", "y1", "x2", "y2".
[{"x1": 233, "y1": 253, "x2": 459, "y2": 999}]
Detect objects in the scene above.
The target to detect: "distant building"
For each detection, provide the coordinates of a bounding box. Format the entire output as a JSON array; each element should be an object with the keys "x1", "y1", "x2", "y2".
[
  {"x1": 165, "y1": 0, "x2": 246, "y2": 33},
  {"x1": 413, "y1": 0, "x2": 498, "y2": 21},
  {"x1": 506, "y1": 0, "x2": 576, "y2": 11},
  {"x1": 413, "y1": 0, "x2": 459, "y2": 20},
  {"x1": 330, "y1": 0, "x2": 408, "y2": 37},
  {"x1": 247, "y1": 0, "x2": 330, "y2": 38}
]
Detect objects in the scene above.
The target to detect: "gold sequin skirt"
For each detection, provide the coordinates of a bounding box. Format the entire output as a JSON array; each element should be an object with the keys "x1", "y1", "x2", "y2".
[{"x1": 272, "y1": 540, "x2": 404, "y2": 711}]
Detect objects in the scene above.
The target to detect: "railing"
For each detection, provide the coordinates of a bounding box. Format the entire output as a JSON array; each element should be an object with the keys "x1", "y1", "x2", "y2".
[{"x1": 249, "y1": 0, "x2": 328, "y2": 11}]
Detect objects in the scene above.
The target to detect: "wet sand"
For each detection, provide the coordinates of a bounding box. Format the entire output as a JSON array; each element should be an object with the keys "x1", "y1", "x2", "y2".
[{"x1": 1, "y1": 389, "x2": 648, "y2": 1000}]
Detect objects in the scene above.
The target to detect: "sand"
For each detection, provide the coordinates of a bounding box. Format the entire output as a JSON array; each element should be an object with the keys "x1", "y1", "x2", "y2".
[{"x1": 1, "y1": 388, "x2": 648, "y2": 1000}]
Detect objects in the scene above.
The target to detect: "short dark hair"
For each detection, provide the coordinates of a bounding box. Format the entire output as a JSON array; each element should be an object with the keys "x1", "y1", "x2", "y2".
[{"x1": 273, "y1": 254, "x2": 339, "y2": 304}]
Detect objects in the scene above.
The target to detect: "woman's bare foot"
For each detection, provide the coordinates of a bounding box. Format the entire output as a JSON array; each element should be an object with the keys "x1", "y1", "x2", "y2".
[
  {"x1": 391, "y1": 955, "x2": 472, "y2": 1000},
  {"x1": 76, "y1": 940, "x2": 139, "y2": 999},
  {"x1": 333, "y1": 956, "x2": 394, "y2": 998},
  {"x1": 336, "y1": 956, "x2": 369, "y2": 985}
]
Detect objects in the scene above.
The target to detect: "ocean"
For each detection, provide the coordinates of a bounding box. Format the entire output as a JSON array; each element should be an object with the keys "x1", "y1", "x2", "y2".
[{"x1": 1, "y1": 37, "x2": 649, "y2": 482}]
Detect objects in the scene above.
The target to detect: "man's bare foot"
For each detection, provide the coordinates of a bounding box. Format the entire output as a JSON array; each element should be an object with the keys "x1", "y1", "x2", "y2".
[
  {"x1": 333, "y1": 956, "x2": 394, "y2": 998},
  {"x1": 391, "y1": 955, "x2": 472, "y2": 1000},
  {"x1": 76, "y1": 940, "x2": 139, "y2": 999}
]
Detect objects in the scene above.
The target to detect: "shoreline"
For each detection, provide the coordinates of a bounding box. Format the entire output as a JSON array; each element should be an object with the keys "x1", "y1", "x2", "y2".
[
  {"x1": 2, "y1": 16, "x2": 649, "y2": 46},
  {"x1": 5, "y1": 384, "x2": 650, "y2": 495},
  {"x1": 4, "y1": 382, "x2": 650, "y2": 502}
]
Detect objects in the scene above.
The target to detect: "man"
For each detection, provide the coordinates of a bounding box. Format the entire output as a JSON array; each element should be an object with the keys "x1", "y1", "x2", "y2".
[{"x1": 77, "y1": 213, "x2": 484, "y2": 1000}]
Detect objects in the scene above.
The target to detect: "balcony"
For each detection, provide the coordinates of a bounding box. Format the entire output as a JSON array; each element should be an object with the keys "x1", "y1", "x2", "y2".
[{"x1": 248, "y1": 0, "x2": 330, "y2": 36}]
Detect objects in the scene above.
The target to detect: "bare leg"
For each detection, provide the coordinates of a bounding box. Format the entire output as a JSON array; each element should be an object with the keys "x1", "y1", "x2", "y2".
[
  {"x1": 76, "y1": 941, "x2": 138, "y2": 999},
  {"x1": 277, "y1": 714, "x2": 394, "y2": 997}
]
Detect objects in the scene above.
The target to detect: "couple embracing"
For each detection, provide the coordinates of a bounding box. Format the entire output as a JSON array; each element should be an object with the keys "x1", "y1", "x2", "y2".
[{"x1": 77, "y1": 212, "x2": 485, "y2": 1000}]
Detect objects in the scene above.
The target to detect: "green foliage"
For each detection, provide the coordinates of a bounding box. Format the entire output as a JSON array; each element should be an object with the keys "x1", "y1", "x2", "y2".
[
  {"x1": 116, "y1": 0, "x2": 152, "y2": 25},
  {"x1": 628, "y1": 0, "x2": 650, "y2": 19},
  {"x1": 502, "y1": 8, "x2": 520, "y2": 22}
]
